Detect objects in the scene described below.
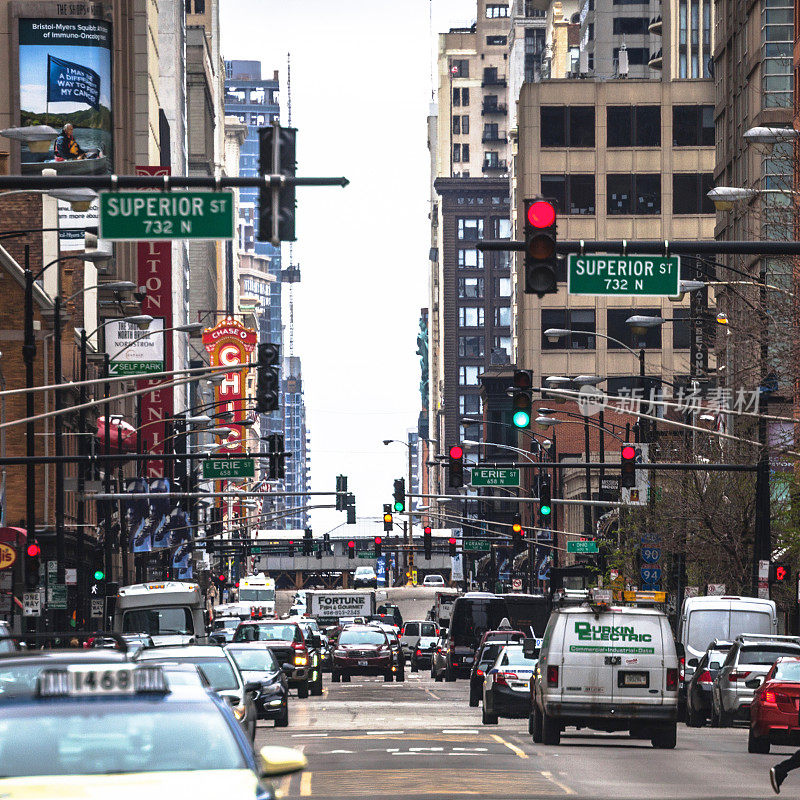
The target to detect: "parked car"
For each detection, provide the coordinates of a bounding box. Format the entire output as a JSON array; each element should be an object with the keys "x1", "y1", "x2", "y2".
[
  {"x1": 749, "y1": 656, "x2": 800, "y2": 753},
  {"x1": 353, "y1": 566, "x2": 377, "y2": 588},
  {"x1": 685, "y1": 640, "x2": 732, "y2": 727},
  {"x1": 423, "y1": 574, "x2": 445, "y2": 587},
  {"x1": 431, "y1": 636, "x2": 449, "y2": 682},
  {"x1": 482, "y1": 644, "x2": 538, "y2": 724},
  {"x1": 712, "y1": 634, "x2": 800, "y2": 726}
]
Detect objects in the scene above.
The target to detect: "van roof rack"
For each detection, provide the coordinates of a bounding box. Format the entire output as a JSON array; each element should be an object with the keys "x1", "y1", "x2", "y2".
[{"x1": 736, "y1": 633, "x2": 800, "y2": 644}]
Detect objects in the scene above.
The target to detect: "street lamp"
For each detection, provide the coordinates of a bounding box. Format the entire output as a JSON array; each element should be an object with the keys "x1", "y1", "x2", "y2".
[
  {"x1": 743, "y1": 126, "x2": 800, "y2": 147},
  {"x1": 0, "y1": 125, "x2": 59, "y2": 153},
  {"x1": 707, "y1": 186, "x2": 758, "y2": 212}
]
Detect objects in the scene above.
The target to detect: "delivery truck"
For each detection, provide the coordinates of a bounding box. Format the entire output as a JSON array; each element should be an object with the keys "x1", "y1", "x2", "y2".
[{"x1": 306, "y1": 589, "x2": 376, "y2": 626}]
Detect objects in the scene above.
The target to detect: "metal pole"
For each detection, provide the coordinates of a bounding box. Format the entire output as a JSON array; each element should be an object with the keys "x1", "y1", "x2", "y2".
[
  {"x1": 598, "y1": 408, "x2": 606, "y2": 501},
  {"x1": 22, "y1": 251, "x2": 36, "y2": 629},
  {"x1": 407, "y1": 443, "x2": 414, "y2": 582},
  {"x1": 53, "y1": 296, "x2": 66, "y2": 629},
  {"x1": 76, "y1": 330, "x2": 87, "y2": 629},
  {"x1": 103, "y1": 354, "x2": 112, "y2": 592},
  {"x1": 583, "y1": 418, "x2": 592, "y2": 537}
]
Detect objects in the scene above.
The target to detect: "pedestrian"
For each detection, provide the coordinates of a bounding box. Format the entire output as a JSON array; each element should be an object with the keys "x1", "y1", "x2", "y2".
[{"x1": 772, "y1": 753, "x2": 800, "y2": 793}]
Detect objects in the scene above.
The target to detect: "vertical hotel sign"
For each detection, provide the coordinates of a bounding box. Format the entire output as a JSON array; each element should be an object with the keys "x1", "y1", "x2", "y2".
[
  {"x1": 202, "y1": 318, "x2": 258, "y2": 454},
  {"x1": 137, "y1": 166, "x2": 173, "y2": 477}
]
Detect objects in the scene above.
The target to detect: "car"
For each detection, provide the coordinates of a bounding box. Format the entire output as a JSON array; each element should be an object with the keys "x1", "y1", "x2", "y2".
[
  {"x1": 469, "y1": 634, "x2": 525, "y2": 707},
  {"x1": 232, "y1": 620, "x2": 323, "y2": 698},
  {"x1": 405, "y1": 621, "x2": 439, "y2": 671},
  {"x1": 157, "y1": 662, "x2": 213, "y2": 690},
  {"x1": 0, "y1": 659, "x2": 305, "y2": 799},
  {"x1": 430, "y1": 636, "x2": 449, "y2": 682},
  {"x1": 444, "y1": 593, "x2": 509, "y2": 680},
  {"x1": 712, "y1": 634, "x2": 800, "y2": 726},
  {"x1": 0, "y1": 621, "x2": 15, "y2": 653},
  {"x1": 353, "y1": 566, "x2": 377, "y2": 588},
  {"x1": 400, "y1": 621, "x2": 438, "y2": 660},
  {"x1": 482, "y1": 644, "x2": 538, "y2": 724},
  {"x1": 376, "y1": 603, "x2": 403, "y2": 628},
  {"x1": 226, "y1": 642, "x2": 290, "y2": 727},
  {"x1": 748, "y1": 656, "x2": 800, "y2": 753},
  {"x1": 210, "y1": 616, "x2": 243, "y2": 644},
  {"x1": 135, "y1": 644, "x2": 258, "y2": 741},
  {"x1": 531, "y1": 590, "x2": 680, "y2": 748},
  {"x1": 685, "y1": 640, "x2": 732, "y2": 727},
  {"x1": 291, "y1": 617, "x2": 332, "y2": 673},
  {"x1": 423, "y1": 574, "x2": 446, "y2": 587},
  {"x1": 332, "y1": 625, "x2": 394, "y2": 682},
  {"x1": 370, "y1": 622, "x2": 405, "y2": 681}
]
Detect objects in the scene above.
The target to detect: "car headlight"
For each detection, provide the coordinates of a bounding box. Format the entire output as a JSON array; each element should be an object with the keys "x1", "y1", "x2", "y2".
[
  {"x1": 232, "y1": 703, "x2": 246, "y2": 721},
  {"x1": 294, "y1": 655, "x2": 308, "y2": 666}
]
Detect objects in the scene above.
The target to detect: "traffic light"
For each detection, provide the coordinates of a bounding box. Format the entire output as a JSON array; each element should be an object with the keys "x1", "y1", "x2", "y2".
[
  {"x1": 512, "y1": 514, "x2": 524, "y2": 553},
  {"x1": 539, "y1": 477, "x2": 552, "y2": 522},
  {"x1": 24, "y1": 540, "x2": 41, "y2": 590},
  {"x1": 448, "y1": 537, "x2": 457, "y2": 557},
  {"x1": 621, "y1": 443, "x2": 637, "y2": 489},
  {"x1": 347, "y1": 540, "x2": 355, "y2": 560},
  {"x1": 374, "y1": 536, "x2": 382, "y2": 558},
  {"x1": 256, "y1": 343, "x2": 280, "y2": 414},
  {"x1": 209, "y1": 505, "x2": 223, "y2": 538},
  {"x1": 323, "y1": 532, "x2": 331, "y2": 553},
  {"x1": 346, "y1": 493, "x2": 356, "y2": 525},
  {"x1": 266, "y1": 433, "x2": 286, "y2": 480},
  {"x1": 383, "y1": 503, "x2": 393, "y2": 533},
  {"x1": 258, "y1": 124, "x2": 297, "y2": 243},
  {"x1": 424, "y1": 526, "x2": 432, "y2": 560},
  {"x1": 511, "y1": 369, "x2": 533, "y2": 429},
  {"x1": 393, "y1": 478, "x2": 406, "y2": 513},
  {"x1": 524, "y1": 198, "x2": 558, "y2": 296},
  {"x1": 303, "y1": 528, "x2": 313, "y2": 556},
  {"x1": 769, "y1": 563, "x2": 791, "y2": 584},
  {"x1": 448, "y1": 444, "x2": 464, "y2": 488},
  {"x1": 336, "y1": 475, "x2": 348, "y2": 510}
]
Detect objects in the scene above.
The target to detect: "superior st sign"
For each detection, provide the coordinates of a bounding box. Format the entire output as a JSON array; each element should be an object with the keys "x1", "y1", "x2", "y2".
[
  {"x1": 568, "y1": 254, "x2": 680, "y2": 296},
  {"x1": 99, "y1": 191, "x2": 235, "y2": 240}
]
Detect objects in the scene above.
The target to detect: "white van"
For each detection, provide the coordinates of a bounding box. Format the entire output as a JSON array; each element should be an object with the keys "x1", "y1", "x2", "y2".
[{"x1": 531, "y1": 592, "x2": 679, "y2": 748}]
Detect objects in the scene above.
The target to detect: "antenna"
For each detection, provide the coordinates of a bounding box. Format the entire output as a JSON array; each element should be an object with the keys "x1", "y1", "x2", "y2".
[{"x1": 285, "y1": 51, "x2": 297, "y2": 356}]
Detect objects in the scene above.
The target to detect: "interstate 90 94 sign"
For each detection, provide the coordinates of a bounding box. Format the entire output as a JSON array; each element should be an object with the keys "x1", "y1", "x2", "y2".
[{"x1": 568, "y1": 254, "x2": 680, "y2": 297}]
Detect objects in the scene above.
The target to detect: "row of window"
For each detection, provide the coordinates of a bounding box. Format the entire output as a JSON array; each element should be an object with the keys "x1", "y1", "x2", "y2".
[
  {"x1": 541, "y1": 105, "x2": 714, "y2": 148},
  {"x1": 458, "y1": 277, "x2": 512, "y2": 299},
  {"x1": 450, "y1": 62, "x2": 508, "y2": 80},
  {"x1": 542, "y1": 172, "x2": 714, "y2": 216},
  {"x1": 457, "y1": 250, "x2": 512, "y2": 269},
  {"x1": 458, "y1": 306, "x2": 512, "y2": 327},
  {"x1": 457, "y1": 217, "x2": 512, "y2": 240}
]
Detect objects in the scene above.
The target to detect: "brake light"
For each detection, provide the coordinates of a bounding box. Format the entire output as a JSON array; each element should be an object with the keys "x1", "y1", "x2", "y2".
[
  {"x1": 495, "y1": 671, "x2": 508, "y2": 686},
  {"x1": 679, "y1": 656, "x2": 685, "y2": 683},
  {"x1": 729, "y1": 670, "x2": 751, "y2": 682},
  {"x1": 666, "y1": 668, "x2": 678, "y2": 691},
  {"x1": 698, "y1": 670, "x2": 713, "y2": 685},
  {"x1": 547, "y1": 665, "x2": 559, "y2": 687},
  {"x1": 416, "y1": 648, "x2": 422, "y2": 656},
  {"x1": 400, "y1": 627, "x2": 405, "y2": 636},
  {"x1": 763, "y1": 691, "x2": 777, "y2": 706},
  {"x1": 476, "y1": 668, "x2": 484, "y2": 676}
]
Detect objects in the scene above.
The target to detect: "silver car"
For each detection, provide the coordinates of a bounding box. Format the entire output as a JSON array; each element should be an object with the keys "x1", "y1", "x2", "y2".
[
  {"x1": 400, "y1": 620, "x2": 439, "y2": 660},
  {"x1": 712, "y1": 634, "x2": 800, "y2": 726}
]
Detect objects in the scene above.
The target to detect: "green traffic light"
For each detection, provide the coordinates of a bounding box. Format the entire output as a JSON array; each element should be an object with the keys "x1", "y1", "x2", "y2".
[
  {"x1": 513, "y1": 410, "x2": 531, "y2": 429},
  {"x1": 393, "y1": 501, "x2": 405, "y2": 512},
  {"x1": 540, "y1": 504, "x2": 551, "y2": 516},
  {"x1": 94, "y1": 569, "x2": 105, "y2": 581}
]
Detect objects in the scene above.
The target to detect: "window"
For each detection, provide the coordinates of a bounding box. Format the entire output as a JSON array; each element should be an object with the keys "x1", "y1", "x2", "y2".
[
  {"x1": 453, "y1": 116, "x2": 461, "y2": 134},
  {"x1": 459, "y1": 336, "x2": 485, "y2": 358},
  {"x1": 459, "y1": 366, "x2": 480, "y2": 386},
  {"x1": 462, "y1": 88, "x2": 470, "y2": 106},
  {"x1": 462, "y1": 144, "x2": 470, "y2": 162},
  {"x1": 540, "y1": 106, "x2": 595, "y2": 147},
  {"x1": 673, "y1": 106, "x2": 714, "y2": 146},
  {"x1": 451, "y1": 59, "x2": 470, "y2": 78},
  {"x1": 453, "y1": 143, "x2": 461, "y2": 162},
  {"x1": 606, "y1": 308, "x2": 662, "y2": 349},
  {"x1": 458, "y1": 277, "x2": 484, "y2": 298},
  {"x1": 612, "y1": 16, "x2": 649, "y2": 33},
  {"x1": 458, "y1": 249, "x2": 483, "y2": 268},
  {"x1": 607, "y1": 174, "x2": 661, "y2": 214},
  {"x1": 461, "y1": 115, "x2": 470, "y2": 134},
  {"x1": 494, "y1": 335, "x2": 511, "y2": 355},
  {"x1": 487, "y1": 35, "x2": 508, "y2": 45},
  {"x1": 460, "y1": 394, "x2": 482, "y2": 415},
  {"x1": 762, "y1": 0, "x2": 794, "y2": 108},
  {"x1": 607, "y1": 106, "x2": 660, "y2": 147},
  {"x1": 672, "y1": 307, "x2": 691, "y2": 349},
  {"x1": 460, "y1": 423, "x2": 482, "y2": 442},
  {"x1": 193, "y1": 0, "x2": 205, "y2": 11},
  {"x1": 486, "y1": 4, "x2": 510, "y2": 17},
  {"x1": 494, "y1": 306, "x2": 511, "y2": 327},
  {"x1": 491, "y1": 217, "x2": 512, "y2": 238},
  {"x1": 541, "y1": 309, "x2": 596, "y2": 349},
  {"x1": 457, "y1": 218, "x2": 484, "y2": 240},
  {"x1": 672, "y1": 173, "x2": 715, "y2": 214},
  {"x1": 453, "y1": 88, "x2": 461, "y2": 107},
  {"x1": 541, "y1": 174, "x2": 595, "y2": 214},
  {"x1": 459, "y1": 307, "x2": 485, "y2": 327},
  {"x1": 496, "y1": 277, "x2": 511, "y2": 297},
  {"x1": 613, "y1": 47, "x2": 649, "y2": 64}
]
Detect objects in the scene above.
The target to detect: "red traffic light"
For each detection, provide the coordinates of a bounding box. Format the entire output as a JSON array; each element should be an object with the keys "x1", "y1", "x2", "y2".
[
  {"x1": 621, "y1": 445, "x2": 636, "y2": 460},
  {"x1": 448, "y1": 537, "x2": 457, "y2": 545},
  {"x1": 527, "y1": 200, "x2": 556, "y2": 228},
  {"x1": 374, "y1": 536, "x2": 382, "y2": 545},
  {"x1": 449, "y1": 445, "x2": 463, "y2": 460},
  {"x1": 424, "y1": 526, "x2": 432, "y2": 535},
  {"x1": 26, "y1": 543, "x2": 40, "y2": 558},
  {"x1": 777, "y1": 566, "x2": 787, "y2": 581},
  {"x1": 348, "y1": 541, "x2": 355, "y2": 549}
]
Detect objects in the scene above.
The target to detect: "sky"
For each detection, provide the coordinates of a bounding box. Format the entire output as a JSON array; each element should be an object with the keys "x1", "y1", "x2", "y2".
[{"x1": 220, "y1": 0, "x2": 476, "y2": 533}]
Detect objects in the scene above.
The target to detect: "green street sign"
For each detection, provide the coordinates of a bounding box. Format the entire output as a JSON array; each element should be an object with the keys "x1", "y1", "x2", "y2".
[
  {"x1": 358, "y1": 551, "x2": 375, "y2": 559},
  {"x1": 568, "y1": 254, "x2": 680, "y2": 297},
  {"x1": 99, "y1": 191, "x2": 235, "y2": 240},
  {"x1": 47, "y1": 584, "x2": 67, "y2": 609},
  {"x1": 470, "y1": 467, "x2": 521, "y2": 487},
  {"x1": 567, "y1": 540, "x2": 599, "y2": 554},
  {"x1": 463, "y1": 539, "x2": 491, "y2": 552},
  {"x1": 202, "y1": 457, "x2": 255, "y2": 480}
]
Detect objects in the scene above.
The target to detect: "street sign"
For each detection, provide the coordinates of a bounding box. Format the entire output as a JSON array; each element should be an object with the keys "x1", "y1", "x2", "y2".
[
  {"x1": 90, "y1": 598, "x2": 104, "y2": 617},
  {"x1": 358, "y1": 551, "x2": 375, "y2": 559},
  {"x1": 470, "y1": 467, "x2": 521, "y2": 487},
  {"x1": 567, "y1": 540, "x2": 599, "y2": 554},
  {"x1": 47, "y1": 584, "x2": 67, "y2": 609},
  {"x1": 99, "y1": 191, "x2": 235, "y2": 241},
  {"x1": 567, "y1": 254, "x2": 680, "y2": 296},
  {"x1": 65, "y1": 568, "x2": 77, "y2": 585},
  {"x1": 202, "y1": 457, "x2": 255, "y2": 480},
  {"x1": 640, "y1": 567, "x2": 662, "y2": 584},
  {"x1": 23, "y1": 592, "x2": 41, "y2": 616},
  {"x1": 641, "y1": 547, "x2": 661, "y2": 564},
  {"x1": 512, "y1": 578, "x2": 522, "y2": 591},
  {"x1": 463, "y1": 539, "x2": 490, "y2": 552},
  {"x1": 107, "y1": 318, "x2": 165, "y2": 376}
]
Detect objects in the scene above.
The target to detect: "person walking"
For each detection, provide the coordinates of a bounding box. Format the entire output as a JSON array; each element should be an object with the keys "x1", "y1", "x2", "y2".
[{"x1": 771, "y1": 705, "x2": 800, "y2": 792}]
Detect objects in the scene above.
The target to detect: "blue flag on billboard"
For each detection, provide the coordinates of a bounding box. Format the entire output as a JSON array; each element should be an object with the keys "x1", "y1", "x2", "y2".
[
  {"x1": 125, "y1": 477, "x2": 151, "y2": 554},
  {"x1": 47, "y1": 54, "x2": 101, "y2": 109},
  {"x1": 148, "y1": 478, "x2": 172, "y2": 549}
]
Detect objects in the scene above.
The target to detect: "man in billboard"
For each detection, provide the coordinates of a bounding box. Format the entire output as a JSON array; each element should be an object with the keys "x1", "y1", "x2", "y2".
[{"x1": 54, "y1": 124, "x2": 86, "y2": 161}]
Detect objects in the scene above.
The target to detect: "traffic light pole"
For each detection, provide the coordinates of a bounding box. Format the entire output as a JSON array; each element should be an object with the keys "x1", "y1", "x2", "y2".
[{"x1": 478, "y1": 238, "x2": 800, "y2": 256}]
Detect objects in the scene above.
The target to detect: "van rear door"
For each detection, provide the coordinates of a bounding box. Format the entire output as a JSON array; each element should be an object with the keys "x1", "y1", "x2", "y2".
[
  {"x1": 559, "y1": 611, "x2": 615, "y2": 706},
  {"x1": 610, "y1": 612, "x2": 665, "y2": 707}
]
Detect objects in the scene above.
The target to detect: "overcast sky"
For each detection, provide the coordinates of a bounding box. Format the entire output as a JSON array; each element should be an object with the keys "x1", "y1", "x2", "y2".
[{"x1": 220, "y1": 0, "x2": 476, "y2": 532}]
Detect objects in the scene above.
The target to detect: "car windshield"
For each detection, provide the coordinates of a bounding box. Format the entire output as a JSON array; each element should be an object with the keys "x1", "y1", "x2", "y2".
[
  {"x1": 227, "y1": 648, "x2": 278, "y2": 672},
  {"x1": 479, "y1": 643, "x2": 504, "y2": 664},
  {"x1": 122, "y1": 607, "x2": 193, "y2": 636},
  {"x1": 686, "y1": 609, "x2": 772, "y2": 652},
  {"x1": 500, "y1": 647, "x2": 538, "y2": 667},
  {"x1": 339, "y1": 630, "x2": 386, "y2": 646},
  {"x1": 233, "y1": 624, "x2": 298, "y2": 643},
  {"x1": 213, "y1": 618, "x2": 240, "y2": 630},
  {"x1": 139, "y1": 656, "x2": 238, "y2": 691},
  {"x1": 0, "y1": 701, "x2": 246, "y2": 776},
  {"x1": 739, "y1": 646, "x2": 800, "y2": 666},
  {"x1": 239, "y1": 588, "x2": 275, "y2": 602}
]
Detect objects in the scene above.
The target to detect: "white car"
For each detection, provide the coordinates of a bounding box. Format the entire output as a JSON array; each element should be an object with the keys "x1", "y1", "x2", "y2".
[
  {"x1": 423, "y1": 574, "x2": 445, "y2": 587},
  {"x1": 353, "y1": 566, "x2": 377, "y2": 588}
]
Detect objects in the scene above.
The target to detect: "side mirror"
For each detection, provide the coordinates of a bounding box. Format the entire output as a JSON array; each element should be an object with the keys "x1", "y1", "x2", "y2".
[
  {"x1": 259, "y1": 745, "x2": 307, "y2": 778},
  {"x1": 522, "y1": 637, "x2": 538, "y2": 659},
  {"x1": 687, "y1": 657, "x2": 699, "y2": 668},
  {"x1": 281, "y1": 663, "x2": 294, "y2": 675},
  {"x1": 245, "y1": 681, "x2": 261, "y2": 694},
  {"x1": 745, "y1": 677, "x2": 764, "y2": 690}
]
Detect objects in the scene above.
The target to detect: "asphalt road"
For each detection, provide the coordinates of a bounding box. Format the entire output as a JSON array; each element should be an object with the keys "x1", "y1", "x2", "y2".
[{"x1": 256, "y1": 670, "x2": 792, "y2": 800}]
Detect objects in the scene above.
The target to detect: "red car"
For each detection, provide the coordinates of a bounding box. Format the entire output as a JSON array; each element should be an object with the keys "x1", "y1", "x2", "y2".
[{"x1": 749, "y1": 656, "x2": 800, "y2": 753}]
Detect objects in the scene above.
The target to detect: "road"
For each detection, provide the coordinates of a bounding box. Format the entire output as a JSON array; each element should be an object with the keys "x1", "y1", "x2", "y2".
[{"x1": 257, "y1": 671, "x2": 786, "y2": 800}]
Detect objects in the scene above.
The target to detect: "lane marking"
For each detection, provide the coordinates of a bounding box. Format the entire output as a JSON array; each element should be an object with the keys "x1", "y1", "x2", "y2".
[
  {"x1": 541, "y1": 770, "x2": 574, "y2": 795},
  {"x1": 367, "y1": 729, "x2": 404, "y2": 735},
  {"x1": 490, "y1": 733, "x2": 529, "y2": 760},
  {"x1": 442, "y1": 729, "x2": 480, "y2": 734},
  {"x1": 424, "y1": 687, "x2": 441, "y2": 700},
  {"x1": 291, "y1": 733, "x2": 328, "y2": 738},
  {"x1": 299, "y1": 771, "x2": 313, "y2": 797}
]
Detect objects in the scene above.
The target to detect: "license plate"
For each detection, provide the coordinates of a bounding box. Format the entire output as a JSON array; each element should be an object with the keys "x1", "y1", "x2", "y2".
[
  {"x1": 465, "y1": 656, "x2": 473, "y2": 663},
  {"x1": 68, "y1": 665, "x2": 135, "y2": 695},
  {"x1": 622, "y1": 672, "x2": 648, "y2": 687},
  {"x1": 358, "y1": 660, "x2": 368, "y2": 666}
]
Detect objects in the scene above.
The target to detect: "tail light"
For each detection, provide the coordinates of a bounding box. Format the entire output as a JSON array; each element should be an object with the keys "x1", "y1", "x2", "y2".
[
  {"x1": 416, "y1": 648, "x2": 422, "y2": 656},
  {"x1": 763, "y1": 691, "x2": 777, "y2": 706},
  {"x1": 547, "y1": 665, "x2": 559, "y2": 687},
  {"x1": 698, "y1": 670, "x2": 713, "y2": 685},
  {"x1": 728, "y1": 670, "x2": 751, "y2": 682},
  {"x1": 448, "y1": 642, "x2": 455, "y2": 654},
  {"x1": 400, "y1": 627, "x2": 405, "y2": 636},
  {"x1": 476, "y1": 668, "x2": 484, "y2": 676},
  {"x1": 495, "y1": 671, "x2": 508, "y2": 686},
  {"x1": 679, "y1": 656, "x2": 685, "y2": 683},
  {"x1": 666, "y1": 668, "x2": 678, "y2": 690}
]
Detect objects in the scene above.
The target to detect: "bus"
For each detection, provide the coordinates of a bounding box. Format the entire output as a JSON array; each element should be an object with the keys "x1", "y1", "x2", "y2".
[{"x1": 235, "y1": 573, "x2": 276, "y2": 618}]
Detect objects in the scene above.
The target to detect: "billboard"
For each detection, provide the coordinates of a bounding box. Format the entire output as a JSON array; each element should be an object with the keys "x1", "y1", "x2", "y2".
[
  {"x1": 18, "y1": 17, "x2": 112, "y2": 174},
  {"x1": 106, "y1": 318, "x2": 165, "y2": 377}
]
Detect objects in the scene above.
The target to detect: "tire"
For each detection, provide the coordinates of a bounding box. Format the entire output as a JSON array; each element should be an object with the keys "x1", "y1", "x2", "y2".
[
  {"x1": 531, "y1": 705, "x2": 544, "y2": 743},
  {"x1": 748, "y1": 727, "x2": 771, "y2": 754},
  {"x1": 342, "y1": 672, "x2": 351, "y2": 683},
  {"x1": 384, "y1": 670, "x2": 393, "y2": 682},
  {"x1": 311, "y1": 671, "x2": 323, "y2": 697},
  {"x1": 482, "y1": 704, "x2": 499, "y2": 725},
  {"x1": 332, "y1": 671, "x2": 341, "y2": 683},
  {"x1": 542, "y1": 710, "x2": 560, "y2": 745},
  {"x1": 686, "y1": 703, "x2": 703, "y2": 728},
  {"x1": 434, "y1": 671, "x2": 443, "y2": 683},
  {"x1": 445, "y1": 664, "x2": 456, "y2": 682},
  {"x1": 297, "y1": 682, "x2": 309, "y2": 699},
  {"x1": 411, "y1": 663, "x2": 418, "y2": 673},
  {"x1": 651, "y1": 723, "x2": 677, "y2": 749},
  {"x1": 275, "y1": 702, "x2": 289, "y2": 728},
  {"x1": 469, "y1": 689, "x2": 480, "y2": 708}
]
